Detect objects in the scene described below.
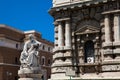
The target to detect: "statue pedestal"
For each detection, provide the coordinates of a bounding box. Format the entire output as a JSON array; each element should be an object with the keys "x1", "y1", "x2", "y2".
[
  {"x1": 18, "y1": 67, "x2": 42, "y2": 80},
  {"x1": 18, "y1": 74, "x2": 42, "y2": 80},
  {"x1": 18, "y1": 34, "x2": 43, "y2": 80},
  {"x1": 19, "y1": 78, "x2": 41, "y2": 80}
]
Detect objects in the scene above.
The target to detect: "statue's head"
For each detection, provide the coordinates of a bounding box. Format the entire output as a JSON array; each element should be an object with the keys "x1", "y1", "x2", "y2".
[{"x1": 28, "y1": 34, "x2": 35, "y2": 41}]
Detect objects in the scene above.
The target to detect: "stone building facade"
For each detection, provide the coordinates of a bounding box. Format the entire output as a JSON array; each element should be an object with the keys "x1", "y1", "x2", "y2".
[
  {"x1": 0, "y1": 25, "x2": 53, "y2": 80},
  {"x1": 49, "y1": 0, "x2": 120, "y2": 79}
]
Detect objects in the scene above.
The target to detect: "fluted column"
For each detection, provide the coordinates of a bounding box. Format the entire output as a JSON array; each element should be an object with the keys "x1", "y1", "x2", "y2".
[
  {"x1": 58, "y1": 21, "x2": 64, "y2": 47},
  {"x1": 65, "y1": 20, "x2": 71, "y2": 48},
  {"x1": 104, "y1": 15, "x2": 111, "y2": 43},
  {"x1": 114, "y1": 14, "x2": 120, "y2": 42}
]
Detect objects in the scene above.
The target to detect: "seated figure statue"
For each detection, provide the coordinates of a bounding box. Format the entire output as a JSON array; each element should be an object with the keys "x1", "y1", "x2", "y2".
[{"x1": 20, "y1": 34, "x2": 42, "y2": 69}]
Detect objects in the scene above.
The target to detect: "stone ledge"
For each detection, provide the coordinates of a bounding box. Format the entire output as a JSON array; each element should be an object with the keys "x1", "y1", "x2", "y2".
[
  {"x1": 52, "y1": 62, "x2": 72, "y2": 67},
  {"x1": 102, "y1": 10, "x2": 120, "y2": 15},
  {"x1": 103, "y1": 42, "x2": 120, "y2": 47},
  {"x1": 113, "y1": 41, "x2": 120, "y2": 46},
  {"x1": 53, "y1": 46, "x2": 72, "y2": 52},
  {"x1": 104, "y1": 49, "x2": 120, "y2": 55},
  {"x1": 53, "y1": 54, "x2": 72, "y2": 60},
  {"x1": 104, "y1": 49, "x2": 113, "y2": 55},
  {"x1": 102, "y1": 42, "x2": 113, "y2": 47},
  {"x1": 78, "y1": 63, "x2": 100, "y2": 66},
  {"x1": 19, "y1": 78, "x2": 42, "y2": 80},
  {"x1": 50, "y1": 72, "x2": 120, "y2": 80},
  {"x1": 102, "y1": 61, "x2": 120, "y2": 65},
  {"x1": 114, "y1": 48, "x2": 120, "y2": 53},
  {"x1": 18, "y1": 73, "x2": 42, "y2": 78}
]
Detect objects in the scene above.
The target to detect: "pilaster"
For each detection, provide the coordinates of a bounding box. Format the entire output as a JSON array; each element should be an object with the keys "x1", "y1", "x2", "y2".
[
  {"x1": 65, "y1": 20, "x2": 71, "y2": 49},
  {"x1": 58, "y1": 21, "x2": 64, "y2": 47},
  {"x1": 104, "y1": 14, "x2": 111, "y2": 43},
  {"x1": 114, "y1": 14, "x2": 120, "y2": 43}
]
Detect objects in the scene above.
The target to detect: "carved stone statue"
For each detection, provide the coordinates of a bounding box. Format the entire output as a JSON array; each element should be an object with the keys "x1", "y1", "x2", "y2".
[
  {"x1": 20, "y1": 34, "x2": 41, "y2": 69},
  {"x1": 18, "y1": 34, "x2": 42, "y2": 80}
]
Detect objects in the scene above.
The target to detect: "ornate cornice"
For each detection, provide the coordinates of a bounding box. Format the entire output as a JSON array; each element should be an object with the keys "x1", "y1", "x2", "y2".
[{"x1": 49, "y1": 0, "x2": 109, "y2": 14}]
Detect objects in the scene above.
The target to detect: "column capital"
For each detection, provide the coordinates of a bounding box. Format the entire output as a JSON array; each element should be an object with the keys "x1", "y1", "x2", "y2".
[
  {"x1": 56, "y1": 18, "x2": 70, "y2": 22},
  {"x1": 53, "y1": 21, "x2": 58, "y2": 26}
]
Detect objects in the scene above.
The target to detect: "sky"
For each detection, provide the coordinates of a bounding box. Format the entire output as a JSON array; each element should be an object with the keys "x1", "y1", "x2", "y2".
[{"x1": 0, "y1": 0, "x2": 54, "y2": 42}]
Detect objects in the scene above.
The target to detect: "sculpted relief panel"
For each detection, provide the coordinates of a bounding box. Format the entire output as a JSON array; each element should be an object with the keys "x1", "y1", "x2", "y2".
[{"x1": 75, "y1": 19, "x2": 100, "y2": 31}]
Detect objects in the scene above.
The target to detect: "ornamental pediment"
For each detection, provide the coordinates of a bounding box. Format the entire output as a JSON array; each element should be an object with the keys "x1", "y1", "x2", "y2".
[{"x1": 75, "y1": 25, "x2": 100, "y2": 35}]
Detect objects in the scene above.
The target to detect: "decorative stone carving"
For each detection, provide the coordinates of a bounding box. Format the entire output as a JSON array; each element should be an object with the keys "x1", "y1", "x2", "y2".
[{"x1": 76, "y1": 20, "x2": 100, "y2": 30}]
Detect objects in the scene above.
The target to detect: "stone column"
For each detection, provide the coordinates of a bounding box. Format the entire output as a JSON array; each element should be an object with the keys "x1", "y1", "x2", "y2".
[
  {"x1": 54, "y1": 21, "x2": 58, "y2": 48},
  {"x1": 65, "y1": 20, "x2": 71, "y2": 48},
  {"x1": 58, "y1": 21, "x2": 64, "y2": 47},
  {"x1": 104, "y1": 14, "x2": 111, "y2": 43},
  {"x1": 114, "y1": 14, "x2": 120, "y2": 42}
]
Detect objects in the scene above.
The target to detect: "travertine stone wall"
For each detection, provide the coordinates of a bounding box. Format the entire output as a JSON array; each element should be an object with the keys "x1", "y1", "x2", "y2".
[{"x1": 50, "y1": 0, "x2": 120, "y2": 79}]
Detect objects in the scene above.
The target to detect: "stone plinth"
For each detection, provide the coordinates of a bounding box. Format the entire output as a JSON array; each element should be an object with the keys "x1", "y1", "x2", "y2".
[
  {"x1": 18, "y1": 34, "x2": 43, "y2": 80},
  {"x1": 18, "y1": 74, "x2": 42, "y2": 80},
  {"x1": 18, "y1": 67, "x2": 42, "y2": 80}
]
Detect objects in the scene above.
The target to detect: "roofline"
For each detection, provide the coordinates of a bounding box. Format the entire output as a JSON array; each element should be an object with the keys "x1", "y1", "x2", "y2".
[
  {"x1": 24, "y1": 30, "x2": 41, "y2": 35},
  {"x1": 0, "y1": 24, "x2": 24, "y2": 34}
]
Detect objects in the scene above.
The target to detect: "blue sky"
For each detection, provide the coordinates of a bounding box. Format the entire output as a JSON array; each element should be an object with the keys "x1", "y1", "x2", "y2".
[{"x1": 0, "y1": 0, "x2": 54, "y2": 42}]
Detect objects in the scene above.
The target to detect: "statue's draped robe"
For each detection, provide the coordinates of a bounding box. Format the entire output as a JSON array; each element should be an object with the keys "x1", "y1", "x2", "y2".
[{"x1": 20, "y1": 40, "x2": 40, "y2": 68}]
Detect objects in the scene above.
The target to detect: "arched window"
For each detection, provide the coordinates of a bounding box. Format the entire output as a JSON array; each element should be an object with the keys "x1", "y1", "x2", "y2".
[
  {"x1": 42, "y1": 75, "x2": 44, "y2": 80},
  {"x1": 16, "y1": 44, "x2": 18, "y2": 48},
  {"x1": 48, "y1": 47, "x2": 50, "y2": 51},
  {"x1": 41, "y1": 56, "x2": 45, "y2": 65},
  {"x1": 15, "y1": 57, "x2": 18, "y2": 64},
  {"x1": 42, "y1": 45, "x2": 45, "y2": 50},
  {"x1": 48, "y1": 59, "x2": 51, "y2": 66},
  {"x1": 84, "y1": 40, "x2": 95, "y2": 63}
]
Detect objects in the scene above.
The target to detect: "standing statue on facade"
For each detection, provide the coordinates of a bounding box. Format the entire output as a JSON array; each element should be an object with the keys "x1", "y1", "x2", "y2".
[{"x1": 18, "y1": 34, "x2": 42, "y2": 80}]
